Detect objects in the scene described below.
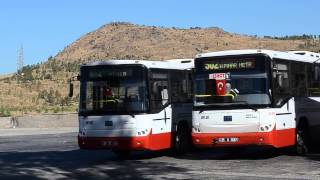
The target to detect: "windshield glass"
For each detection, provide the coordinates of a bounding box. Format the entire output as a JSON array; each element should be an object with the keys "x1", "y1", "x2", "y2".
[
  {"x1": 79, "y1": 65, "x2": 148, "y2": 115},
  {"x1": 194, "y1": 55, "x2": 271, "y2": 107}
]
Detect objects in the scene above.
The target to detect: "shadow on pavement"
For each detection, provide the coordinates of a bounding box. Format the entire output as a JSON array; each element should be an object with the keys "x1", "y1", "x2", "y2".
[
  {"x1": 2, "y1": 145, "x2": 320, "y2": 179},
  {"x1": 174, "y1": 145, "x2": 320, "y2": 162},
  {"x1": 172, "y1": 147, "x2": 287, "y2": 160},
  {"x1": 305, "y1": 146, "x2": 320, "y2": 161},
  {"x1": 0, "y1": 149, "x2": 188, "y2": 180}
]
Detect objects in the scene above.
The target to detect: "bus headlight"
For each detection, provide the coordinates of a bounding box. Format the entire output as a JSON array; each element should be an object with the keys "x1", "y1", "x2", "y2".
[
  {"x1": 192, "y1": 126, "x2": 201, "y2": 132},
  {"x1": 259, "y1": 124, "x2": 273, "y2": 132}
]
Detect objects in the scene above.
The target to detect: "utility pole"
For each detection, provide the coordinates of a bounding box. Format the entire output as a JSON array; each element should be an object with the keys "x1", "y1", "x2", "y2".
[{"x1": 16, "y1": 45, "x2": 24, "y2": 82}]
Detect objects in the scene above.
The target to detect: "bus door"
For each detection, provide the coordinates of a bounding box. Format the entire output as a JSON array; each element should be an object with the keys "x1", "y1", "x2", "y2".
[
  {"x1": 149, "y1": 72, "x2": 171, "y2": 149},
  {"x1": 272, "y1": 60, "x2": 296, "y2": 146}
]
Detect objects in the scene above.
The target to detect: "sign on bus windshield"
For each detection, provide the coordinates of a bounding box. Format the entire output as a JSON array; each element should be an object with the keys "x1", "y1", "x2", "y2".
[
  {"x1": 89, "y1": 69, "x2": 133, "y2": 79},
  {"x1": 81, "y1": 65, "x2": 145, "y2": 81},
  {"x1": 203, "y1": 58, "x2": 256, "y2": 71}
]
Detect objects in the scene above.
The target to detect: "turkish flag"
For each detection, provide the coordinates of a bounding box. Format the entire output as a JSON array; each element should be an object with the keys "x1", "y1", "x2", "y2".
[
  {"x1": 215, "y1": 79, "x2": 226, "y2": 95},
  {"x1": 104, "y1": 87, "x2": 113, "y2": 97}
]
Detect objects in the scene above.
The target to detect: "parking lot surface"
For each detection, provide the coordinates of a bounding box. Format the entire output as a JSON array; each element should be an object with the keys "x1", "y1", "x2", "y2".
[{"x1": 0, "y1": 131, "x2": 320, "y2": 179}]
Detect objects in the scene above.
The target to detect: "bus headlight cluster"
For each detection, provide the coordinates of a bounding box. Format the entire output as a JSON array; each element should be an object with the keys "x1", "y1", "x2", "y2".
[
  {"x1": 193, "y1": 127, "x2": 201, "y2": 132},
  {"x1": 192, "y1": 121, "x2": 200, "y2": 132},
  {"x1": 137, "y1": 129, "x2": 149, "y2": 136},
  {"x1": 259, "y1": 124, "x2": 272, "y2": 132},
  {"x1": 79, "y1": 130, "x2": 86, "y2": 136}
]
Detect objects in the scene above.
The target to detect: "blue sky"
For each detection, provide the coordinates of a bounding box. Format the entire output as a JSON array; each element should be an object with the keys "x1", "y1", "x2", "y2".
[{"x1": 0, "y1": 0, "x2": 319, "y2": 74}]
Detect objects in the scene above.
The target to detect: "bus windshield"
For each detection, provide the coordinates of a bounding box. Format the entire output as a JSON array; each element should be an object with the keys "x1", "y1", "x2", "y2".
[
  {"x1": 194, "y1": 55, "x2": 271, "y2": 107},
  {"x1": 79, "y1": 65, "x2": 148, "y2": 115}
]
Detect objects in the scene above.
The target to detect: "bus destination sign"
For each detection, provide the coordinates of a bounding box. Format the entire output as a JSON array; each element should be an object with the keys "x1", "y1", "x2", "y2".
[
  {"x1": 204, "y1": 59, "x2": 255, "y2": 71},
  {"x1": 89, "y1": 70, "x2": 132, "y2": 79}
]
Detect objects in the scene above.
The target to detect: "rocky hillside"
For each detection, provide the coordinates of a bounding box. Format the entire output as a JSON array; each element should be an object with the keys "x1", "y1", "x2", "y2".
[
  {"x1": 0, "y1": 22, "x2": 319, "y2": 116},
  {"x1": 55, "y1": 22, "x2": 314, "y2": 62}
]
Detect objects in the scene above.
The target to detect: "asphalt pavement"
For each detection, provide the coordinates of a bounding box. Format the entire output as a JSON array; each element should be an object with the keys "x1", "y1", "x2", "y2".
[{"x1": 0, "y1": 130, "x2": 320, "y2": 180}]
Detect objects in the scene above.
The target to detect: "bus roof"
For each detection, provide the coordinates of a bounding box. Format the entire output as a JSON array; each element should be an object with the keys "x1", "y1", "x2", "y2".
[
  {"x1": 196, "y1": 49, "x2": 320, "y2": 64},
  {"x1": 81, "y1": 59, "x2": 194, "y2": 70}
]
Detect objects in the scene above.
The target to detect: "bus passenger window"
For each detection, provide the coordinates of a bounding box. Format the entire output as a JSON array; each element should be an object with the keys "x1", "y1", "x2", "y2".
[
  {"x1": 272, "y1": 61, "x2": 290, "y2": 107},
  {"x1": 150, "y1": 80, "x2": 168, "y2": 112}
]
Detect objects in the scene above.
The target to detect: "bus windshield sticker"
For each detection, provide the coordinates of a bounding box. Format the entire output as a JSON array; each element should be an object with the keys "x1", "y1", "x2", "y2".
[
  {"x1": 209, "y1": 73, "x2": 230, "y2": 80},
  {"x1": 209, "y1": 73, "x2": 225, "y2": 80}
]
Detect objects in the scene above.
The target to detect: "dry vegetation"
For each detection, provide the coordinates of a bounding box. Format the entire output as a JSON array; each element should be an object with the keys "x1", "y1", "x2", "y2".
[{"x1": 1, "y1": 22, "x2": 320, "y2": 116}]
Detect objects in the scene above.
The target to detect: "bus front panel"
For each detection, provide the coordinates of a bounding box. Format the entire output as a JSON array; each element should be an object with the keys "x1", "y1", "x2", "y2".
[{"x1": 192, "y1": 54, "x2": 295, "y2": 148}]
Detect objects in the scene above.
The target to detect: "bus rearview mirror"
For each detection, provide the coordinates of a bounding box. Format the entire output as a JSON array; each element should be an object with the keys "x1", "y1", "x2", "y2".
[
  {"x1": 276, "y1": 74, "x2": 283, "y2": 88},
  {"x1": 314, "y1": 66, "x2": 320, "y2": 81},
  {"x1": 68, "y1": 81, "x2": 74, "y2": 98},
  {"x1": 161, "y1": 89, "x2": 168, "y2": 105}
]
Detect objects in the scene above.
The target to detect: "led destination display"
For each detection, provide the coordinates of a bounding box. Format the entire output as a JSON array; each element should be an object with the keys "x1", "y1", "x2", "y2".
[{"x1": 204, "y1": 59, "x2": 255, "y2": 71}]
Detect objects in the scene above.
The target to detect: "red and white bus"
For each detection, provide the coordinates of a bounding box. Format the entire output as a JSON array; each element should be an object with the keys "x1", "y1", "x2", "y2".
[
  {"x1": 72, "y1": 59, "x2": 194, "y2": 155},
  {"x1": 192, "y1": 49, "x2": 320, "y2": 154}
]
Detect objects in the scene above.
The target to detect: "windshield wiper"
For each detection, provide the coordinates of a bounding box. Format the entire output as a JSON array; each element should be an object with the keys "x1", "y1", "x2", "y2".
[
  {"x1": 196, "y1": 103, "x2": 237, "y2": 114},
  {"x1": 122, "y1": 109, "x2": 135, "y2": 118},
  {"x1": 235, "y1": 101, "x2": 258, "y2": 111},
  {"x1": 128, "y1": 113, "x2": 135, "y2": 118},
  {"x1": 195, "y1": 102, "x2": 258, "y2": 112}
]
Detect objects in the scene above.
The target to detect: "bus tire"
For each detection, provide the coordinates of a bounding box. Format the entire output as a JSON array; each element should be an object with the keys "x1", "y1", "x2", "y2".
[
  {"x1": 295, "y1": 121, "x2": 309, "y2": 155},
  {"x1": 173, "y1": 123, "x2": 190, "y2": 155}
]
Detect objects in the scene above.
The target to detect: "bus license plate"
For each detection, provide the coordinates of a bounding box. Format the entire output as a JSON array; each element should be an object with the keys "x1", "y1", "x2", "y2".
[
  {"x1": 218, "y1": 137, "x2": 239, "y2": 143},
  {"x1": 101, "y1": 141, "x2": 118, "y2": 147}
]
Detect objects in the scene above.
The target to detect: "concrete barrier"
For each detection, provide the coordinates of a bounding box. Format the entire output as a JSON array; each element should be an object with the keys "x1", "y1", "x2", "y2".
[
  {"x1": 0, "y1": 117, "x2": 13, "y2": 128},
  {"x1": 0, "y1": 113, "x2": 79, "y2": 129}
]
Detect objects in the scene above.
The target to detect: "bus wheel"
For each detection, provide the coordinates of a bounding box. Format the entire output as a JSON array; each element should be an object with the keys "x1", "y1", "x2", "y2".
[
  {"x1": 112, "y1": 149, "x2": 130, "y2": 157},
  {"x1": 173, "y1": 124, "x2": 190, "y2": 154},
  {"x1": 295, "y1": 122, "x2": 309, "y2": 155}
]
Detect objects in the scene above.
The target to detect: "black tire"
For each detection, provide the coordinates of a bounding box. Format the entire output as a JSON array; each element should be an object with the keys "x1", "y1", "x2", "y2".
[
  {"x1": 173, "y1": 124, "x2": 191, "y2": 155},
  {"x1": 295, "y1": 122, "x2": 309, "y2": 155},
  {"x1": 285, "y1": 121, "x2": 310, "y2": 155}
]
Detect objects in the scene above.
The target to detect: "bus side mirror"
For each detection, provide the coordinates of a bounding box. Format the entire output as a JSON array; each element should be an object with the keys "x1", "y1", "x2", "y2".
[
  {"x1": 276, "y1": 74, "x2": 283, "y2": 88},
  {"x1": 68, "y1": 80, "x2": 74, "y2": 98},
  {"x1": 161, "y1": 88, "x2": 168, "y2": 105},
  {"x1": 314, "y1": 66, "x2": 320, "y2": 81}
]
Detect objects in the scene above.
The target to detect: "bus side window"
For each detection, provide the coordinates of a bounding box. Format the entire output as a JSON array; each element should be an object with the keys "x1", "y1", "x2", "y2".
[
  {"x1": 272, "y1": 60, "x2": 291, "y2": 107},
  {"x1": 170, "y1": 70, "x2": 191, "y2": 103},
  {"x1": 308, "y1": 64, "x2": 320, "y2": 96},
  {"x1": 151, "y1": 80, "x2": 168, "y2": 111},
  {"x1": 150, "y1": 70, "x2": 169, "y2": 113},
  {"x1": 291, "y1": 62, "x2": 307, "y2": 97}
]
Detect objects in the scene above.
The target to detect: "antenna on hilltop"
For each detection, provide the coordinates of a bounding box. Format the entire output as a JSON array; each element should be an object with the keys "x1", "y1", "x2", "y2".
[{"x1": 17, "y1": 45, "x2": 24, "y2": 72}]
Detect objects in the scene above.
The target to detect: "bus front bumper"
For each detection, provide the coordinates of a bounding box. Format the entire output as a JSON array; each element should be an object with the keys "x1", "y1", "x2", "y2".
[
  {"x1": 78, "y1": 131, "x2": 171, "y2": 151},
  {"x1": 192, "y1": 128, "x2": 295, "y2": 148},
  {"x1": 78, "y1": 135, "x2": 150, "y2": 150}
]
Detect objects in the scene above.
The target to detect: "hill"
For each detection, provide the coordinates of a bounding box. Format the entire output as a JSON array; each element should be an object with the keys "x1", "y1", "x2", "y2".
[
  {"x1": 0, "y1": 22, "x2": 319, "y2": 116},
  {"x1": 55, "y1": 22, "x2": 316, "y2": 62}
]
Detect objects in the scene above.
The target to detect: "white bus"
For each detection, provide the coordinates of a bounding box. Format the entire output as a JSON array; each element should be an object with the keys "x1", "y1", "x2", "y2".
[
  {"x1": 71, "y1": 59, "x2": 194, "y2": 155},
  {"x1": 192, "y1": 49, "x2": 320, "y2": 154}
]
